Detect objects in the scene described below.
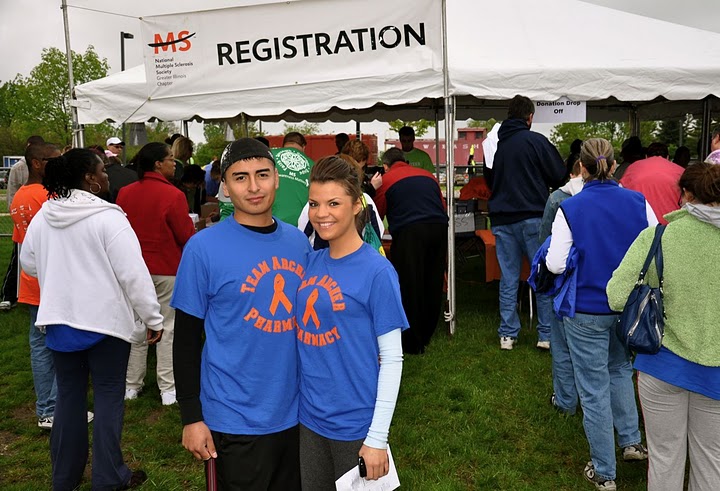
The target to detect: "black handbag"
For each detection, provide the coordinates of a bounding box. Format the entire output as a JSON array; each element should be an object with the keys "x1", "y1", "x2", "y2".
[{"x1": 616, "y1": 224, "x2": 667, "y2": 354}]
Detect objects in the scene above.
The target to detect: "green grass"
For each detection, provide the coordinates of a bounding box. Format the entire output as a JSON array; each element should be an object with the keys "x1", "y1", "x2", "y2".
[{"x1": 0, "y1": 243, "x2": 649, "y2": 490}]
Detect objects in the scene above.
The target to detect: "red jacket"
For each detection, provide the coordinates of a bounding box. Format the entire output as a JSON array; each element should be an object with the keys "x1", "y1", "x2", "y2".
[
  {"x1": 116, "y1": 172, "x2": 195, "y2": 275},
  {"x1": 620, "y1": 156, "x2": 684, "y2": 225}
]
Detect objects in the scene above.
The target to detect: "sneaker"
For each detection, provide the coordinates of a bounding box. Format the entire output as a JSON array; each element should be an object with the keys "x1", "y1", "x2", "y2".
[
  {"x1": 536, "y1": 340, "x2": 551, "y2": 350},
  {"x1": 118, "y1": 470, "x2": 147, "y2": 489},
  {"x1": 0, "y1": 300, "x2": 16, "y2": 310},
  {"x1": 583, "y1": 461, "x2": 617, "y2": 491},
  {"x1": 161, "y1": 390, "x2": 177, "y2": 406},
  {"x1": 622, "y1": 443, "x2": 648, "y2": 461},
  {"x1": 38, "y1": 412, "x2": 92, "y2": 429},
  {"x1": 500, "y1": 336, "x2": 516, "y2": 350},
  {"x1": 125, "y1": 388, "x2": 141, "y2": 401}
]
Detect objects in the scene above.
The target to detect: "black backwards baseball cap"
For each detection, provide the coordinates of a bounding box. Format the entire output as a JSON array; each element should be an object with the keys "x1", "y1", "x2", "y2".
[{"x1": 220, "y1": 138, "x2": 275, "y2": 177}]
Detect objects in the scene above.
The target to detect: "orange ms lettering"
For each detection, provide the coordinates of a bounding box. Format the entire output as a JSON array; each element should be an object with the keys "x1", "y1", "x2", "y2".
[{"x1": 150, "y1": 31, "x2": 195, "y2": 54}]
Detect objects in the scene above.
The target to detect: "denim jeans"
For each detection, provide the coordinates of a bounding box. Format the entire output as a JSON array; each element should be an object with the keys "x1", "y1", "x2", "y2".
[
  {"x1": 493, "y1": 218, "x2": 551, "y2": 341},
  {"x1": 29, "y1": 305, "x2": 57, "y2": 418},
  {"x1": 563, "y1": 313, "x2": 641, "y2": 481},
  {"x1": 550, "y1": 315, "x2": 577, "y2": 414}
]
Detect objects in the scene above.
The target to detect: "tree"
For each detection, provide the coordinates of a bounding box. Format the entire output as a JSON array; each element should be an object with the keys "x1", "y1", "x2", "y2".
[
  {"x1": 9, "y1": 46, "x2": 109, "y2": 145},
  {"x1": 467, "y1": 118, "x2": 497, "y2": 131},
  {"x1": 282, "y1": 122, "x2": 319, "y2": 135},
  {"x1": 145, "y1": 121, "x2": 179, "y2": 144},
  {"x1": 195, "y1": 123, "x2": 231, "y2": 165},
  {"x1": 388, "y1": 119, "x2": 432, "y2": 137},
  {"x1": 550, "y1": 121, "x2": 656, "y2": 159}
]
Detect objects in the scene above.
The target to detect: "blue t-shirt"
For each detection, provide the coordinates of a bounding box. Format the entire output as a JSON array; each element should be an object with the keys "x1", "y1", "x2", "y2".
[
  {"x1": 635, "y1": 347, "x2": 720, "y2": 401},
  {"x1": 296, "y1": 243, "x2": 408, "y2": 441},
  {"x1": 45, "y1": 324, "x2": 107, "y2": 352},
  {"x1": 171, "y1": 217, "x2": 311, "y2": 435}
]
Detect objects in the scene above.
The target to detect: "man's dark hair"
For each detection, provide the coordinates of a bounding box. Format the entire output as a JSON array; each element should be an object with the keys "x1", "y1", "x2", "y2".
[
  {"x1": 646, "y1": 142, "x2": 669, "y2": 158},
  {"x1": 283, "y1": 132, "x2": 307, "y2": 147},
  {"x1": 25, "y1": 143, "x2": 59, "y2": 176},
  {"x1": 507, "y1": 95, "x2": 535, "y2": 120},
  {"x1": 382, "y1": 148, "x2": 406, "y2": 167},
  {"x1": 26, "y1": 135, "x2": 45, "y2": 146},
  {"x1": 165, "y1": 133, "x2": 183, "y2": 146},
  {"x1": 180, "y1": 164, "x2": 205, "y2": 185},
  {"x1": 398, "y1": 126, "x2": 415, "y2": 138},
  {"x1": 255, "y1": 136, "x2": 270, "y2": 147},
  {"x1": 335, "y1": 133, "x2": 350, "y2": 153}
]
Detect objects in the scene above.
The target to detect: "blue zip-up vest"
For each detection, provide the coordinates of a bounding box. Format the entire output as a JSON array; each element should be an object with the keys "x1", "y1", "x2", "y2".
[{"x1": 560, "y1": 180, "x2": 648, "y2": 314}]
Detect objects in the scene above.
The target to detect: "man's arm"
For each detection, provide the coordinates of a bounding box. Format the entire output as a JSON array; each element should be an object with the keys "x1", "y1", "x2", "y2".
[{"x1": 174, "y1": 309, "x2": 217, "y2": 461}]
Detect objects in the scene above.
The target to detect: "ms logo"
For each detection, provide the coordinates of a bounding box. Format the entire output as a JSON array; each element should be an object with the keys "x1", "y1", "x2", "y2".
[{"x1": 149, "y1": 31, "x2": 195, "y2": 54}]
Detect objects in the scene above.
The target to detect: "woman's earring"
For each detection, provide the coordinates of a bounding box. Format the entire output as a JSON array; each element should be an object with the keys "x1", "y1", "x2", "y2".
[{"x1": 90, "y1": 181, "x2": 101, "y2": 194}]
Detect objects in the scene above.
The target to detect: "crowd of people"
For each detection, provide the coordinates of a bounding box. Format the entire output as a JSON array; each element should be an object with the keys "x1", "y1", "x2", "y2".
[{"x1": 4, "y1": 100, "x2": 720, "y2": 490}]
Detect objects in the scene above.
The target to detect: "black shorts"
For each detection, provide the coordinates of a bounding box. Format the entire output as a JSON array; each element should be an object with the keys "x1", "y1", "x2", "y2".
[{"x1": 211, "y1": 425, "x2": 300, "y2": 491}]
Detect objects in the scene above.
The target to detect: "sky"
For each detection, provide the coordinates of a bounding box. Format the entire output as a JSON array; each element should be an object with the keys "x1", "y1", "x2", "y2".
[{"x1": 1, "y1": 0, "x2": 718, "y2": 144}]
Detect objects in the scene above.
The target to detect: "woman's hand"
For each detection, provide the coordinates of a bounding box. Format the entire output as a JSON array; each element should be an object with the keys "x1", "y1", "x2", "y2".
[
  {"x1": 358, "y1": 444, "x2": 388, "y2": 480},
  {"x1": 147, "y1": 328, "x2": 163, "y2": 345}
]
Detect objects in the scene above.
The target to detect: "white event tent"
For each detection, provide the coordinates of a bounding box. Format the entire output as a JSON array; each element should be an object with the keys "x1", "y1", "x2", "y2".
[{"x1": 74, "y1": 0, "x2": 720, "y2": 332}]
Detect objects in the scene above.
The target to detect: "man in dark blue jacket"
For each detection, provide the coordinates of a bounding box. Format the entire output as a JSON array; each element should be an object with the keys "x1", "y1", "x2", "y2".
[{"x1": 488, "y1": 95, "x2": 565, "y2": 350}]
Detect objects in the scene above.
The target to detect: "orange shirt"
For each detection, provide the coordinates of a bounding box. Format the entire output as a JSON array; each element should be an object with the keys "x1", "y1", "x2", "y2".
[{"x1": 10, "y1": 183, "x2": 48, "y2": 306}]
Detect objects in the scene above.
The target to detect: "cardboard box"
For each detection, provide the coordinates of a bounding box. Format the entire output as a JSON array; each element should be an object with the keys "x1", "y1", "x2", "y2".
[
  {"x1": 200, "y1": 202, "x2": 219, "y2": 219},
  {"x1": 455, "y1": 212, "x2": 475, "y2": 233}
]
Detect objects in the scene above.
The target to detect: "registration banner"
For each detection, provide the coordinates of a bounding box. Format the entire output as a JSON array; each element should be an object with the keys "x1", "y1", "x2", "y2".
[{"x1": 140, "y1": 0, "x2": 442, "y2": 100}]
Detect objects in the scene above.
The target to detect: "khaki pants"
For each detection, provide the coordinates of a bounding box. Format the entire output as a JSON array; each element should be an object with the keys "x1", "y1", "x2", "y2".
[
  {"x1": 639, "y1": 372, "x2": 720, "y2": 491},
  {"x1": 125, "y1": 275, "x2": 176, "y2": 394}
]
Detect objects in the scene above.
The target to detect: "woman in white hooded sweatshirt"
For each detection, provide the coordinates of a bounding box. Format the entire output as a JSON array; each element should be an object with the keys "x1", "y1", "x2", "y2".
[{"x1": 20, "y1": 148, "x2": 164, "y2": 491}]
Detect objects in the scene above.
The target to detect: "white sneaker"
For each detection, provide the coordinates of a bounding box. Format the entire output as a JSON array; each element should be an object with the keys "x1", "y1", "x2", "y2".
[
  {"x1": 38, "y1": 411, "x2": 93, "y2": 429},
  {"x1": 161, "y1": 390, "x2": 177, "y2": 406},
  {"x1": 0, "y1": 300, "x2": 15, "y2": 310},
  {"x1": 125, "y1": 388, "x2": 141, "y2": 401},
  {"x1": 500, "y1": 336, "x2": 516, "y2": 350},
  {"x1": 536, "y1": 340, "x2": 551, "y2": 350}
]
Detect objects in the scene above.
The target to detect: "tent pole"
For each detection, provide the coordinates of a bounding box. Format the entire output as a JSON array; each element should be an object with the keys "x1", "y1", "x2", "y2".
[
  {"x1": 61, "y1": 0, "x2": 84, "y2": 148},
  {"x1": 629, "y1": 106, "x2": 640, "y2": 137},
  {"x1": 441, "y1": 0, "x2": 455, "y2": 335},
  {"x1": 434, "y1": 107, "x2": 440, "y2": 181},
  {"x1": 182, "y1": 120, "x2": 189, "y2": 137},
  {"x1": 355, "y1": 121, "x2": 361, "y2": 139},
  {"x1": 700, "y1": 96, "x2": 712, "y2": 161}
]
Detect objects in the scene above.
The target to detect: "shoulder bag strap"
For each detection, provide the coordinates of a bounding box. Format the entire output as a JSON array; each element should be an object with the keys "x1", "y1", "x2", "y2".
[{"x1": 636, "y1": 224, "x2": 666, "y2": 285}]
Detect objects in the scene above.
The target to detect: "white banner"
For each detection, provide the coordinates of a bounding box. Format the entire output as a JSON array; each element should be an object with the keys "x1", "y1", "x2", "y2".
[
  {"x1": 141, "y1": 0, "x2": 442, "y2": 100},
  {"x1": 533, "y1": 97, "x2": 586, "y2": 123}
]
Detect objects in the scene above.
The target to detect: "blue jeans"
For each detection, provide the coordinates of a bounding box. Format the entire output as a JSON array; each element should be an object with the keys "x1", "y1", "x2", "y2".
[
  {"x1": 493, "y1": 218, "x2": 551, "y2": 341},
  {"x1": 550, "y1": 315, "x2": 577, "y2": 414},
  {"x1": 563, "y1": 313, "x2": 641, "y2": 481},
  {"x1": 29, "y1": 305, "x2": 57, "y2": 419}
]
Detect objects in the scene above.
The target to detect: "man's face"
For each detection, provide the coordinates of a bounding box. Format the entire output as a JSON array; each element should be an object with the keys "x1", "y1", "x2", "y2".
[
  {"x1": 108, "y1": 143, "x2": 124, "y2": 155},
  {"x1": 222, "y1": 157, "x2": 279, "y2": 224},
  {"x1": 712, "y1": 133, "x2": 720, "y2": 152},
  {"x1": 34, "y1": 149, "x2": 61, "y2": 177},
  {"x1": 399, "y1": 134, "x2": 414, "y2": 152}
]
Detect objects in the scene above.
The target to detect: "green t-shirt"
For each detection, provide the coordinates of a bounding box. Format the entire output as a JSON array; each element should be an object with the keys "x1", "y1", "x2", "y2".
[
  {"x1": 403, "y1": 148, "x2": 435, "y2": 174},
  {"x1": 271, "y1": 147, "x2": 314, "y2": 226}
]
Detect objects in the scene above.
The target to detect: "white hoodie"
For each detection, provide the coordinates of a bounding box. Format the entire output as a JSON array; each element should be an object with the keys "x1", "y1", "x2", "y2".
[{"x1": 20, "y1": 190, "x2": 163, "y2": 343}]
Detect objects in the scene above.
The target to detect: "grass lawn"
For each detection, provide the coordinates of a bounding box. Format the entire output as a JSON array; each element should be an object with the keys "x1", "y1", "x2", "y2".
[{"x1": 0, "y1": 241, "x2": 649, "y2": 490}]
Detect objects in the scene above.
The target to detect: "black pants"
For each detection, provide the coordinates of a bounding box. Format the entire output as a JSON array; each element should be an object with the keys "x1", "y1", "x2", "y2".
[
  {"x1": 211, "y1": 425, "x2": 300, "y2": 491},
  {"x1": 1, "y1": 241, "x2": 18, "y2": 303},
  {"x1": 390, "y1": 222, "x2": 448, "y2": 354},
  {"x1": 51, "y1": 336, "x2": 131, "y2": 491}
]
